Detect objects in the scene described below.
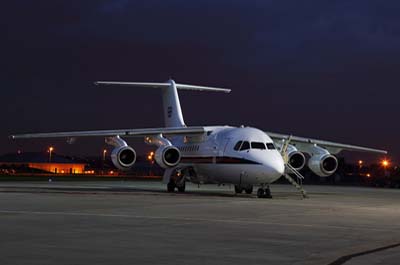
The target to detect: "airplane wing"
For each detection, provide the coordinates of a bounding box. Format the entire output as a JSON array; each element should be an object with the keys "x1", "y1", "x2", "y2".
[
  {"x1": 10, "y1": 126, "x2": 206, "y2": 140},
  {"x1": 266, "y1": 131, "x2": 387, "y2": 155}
]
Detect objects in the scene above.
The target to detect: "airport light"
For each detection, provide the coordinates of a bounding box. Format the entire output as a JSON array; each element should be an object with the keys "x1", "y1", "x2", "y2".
[
  {"x1": 103, "y1": 149, "x2": 107, "y2": 161},
  {"x1": 381, "y1": 159, "x2": 390, "y2": 177},
  {"x1": 147, "y1": 151, "x2": 155, "y2": 163},
  {"x1": 381, "y1": 159, "x2": 389, "y2": 168},
  {"x1": 102, "y1": 149, "x2": 108, "y2": 175},
  {"x1": 48, "y1": 146, "x2": 54, "y2": 162},
  {"x1": 358, "y1": 160, "x2": 363, "y2": 169}
]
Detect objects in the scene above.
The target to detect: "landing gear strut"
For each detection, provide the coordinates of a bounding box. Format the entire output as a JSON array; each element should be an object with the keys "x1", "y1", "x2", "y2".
[{"x1": 257, "y1": 185, "x2": 272, "y2": 199}]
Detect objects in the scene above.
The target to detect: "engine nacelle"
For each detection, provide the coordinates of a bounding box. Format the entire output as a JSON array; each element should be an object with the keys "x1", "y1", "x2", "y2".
[
  {"x1": 111, "y1": 146, "x2": 136, "y2": 171},
  {"x1": 286, "y1": 145, "x2": 306, "y2": 171},
  {"x1": 155, "y1": 145, "x2": 181, "y2": 168},
  {"x1": 308, "y1": 153, "x2": 338, "y2": 177}
]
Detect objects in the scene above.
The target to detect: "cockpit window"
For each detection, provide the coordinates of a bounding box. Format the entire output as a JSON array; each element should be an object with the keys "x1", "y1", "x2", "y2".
[
  {"x1": 240, "y1": 141, "x2": 250, "y2": 151},
  {"x1": 251, "y1": 142, "x2": 266, "y2": 150},
  {"x1": 266, "y1": 143, "x2": 276, "y2": 150},
  {"x1": 233, "y1": 141, "x2": 243, "y2": 151}
]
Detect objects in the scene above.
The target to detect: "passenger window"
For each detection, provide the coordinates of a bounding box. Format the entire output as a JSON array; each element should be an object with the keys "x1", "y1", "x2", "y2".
[
  {"x1": 266, "y1": 143, "x2": 276, "y2": 150},
  {"x1": 251, "y1": 142, "x2": 266, "y2": 149},
  {"x1": 234, "y1": 141, "x2": 243, "y2": 151},
  {"x1": 240, "y1": 141, "x2": 250, "y2": 151}
]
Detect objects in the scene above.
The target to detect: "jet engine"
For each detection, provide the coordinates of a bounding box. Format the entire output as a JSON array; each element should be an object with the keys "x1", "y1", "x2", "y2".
[
  {"x1": 286, "y1": 145, "x2": 306, "y2": 170},
  {"x1": 111, "y1": 146, "x2": 137, "y2": 170},
  {"x1": 308, "y1": 153, "x2": 338, "y2": 177},
  {"x1": 155, "y1": 145, "x2": 181, "y2": 168}
]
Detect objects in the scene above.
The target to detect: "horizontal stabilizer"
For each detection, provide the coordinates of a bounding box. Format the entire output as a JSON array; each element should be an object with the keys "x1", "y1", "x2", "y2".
[
  {"x1": 175, "y1": 83, "x2": 230, "y2": 93},
  {"x1": 95, "y1": 80, "x2": 231, "y2": 93}
]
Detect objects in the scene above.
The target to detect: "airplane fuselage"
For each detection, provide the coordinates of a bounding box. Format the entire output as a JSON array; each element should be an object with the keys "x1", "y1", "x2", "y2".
[{"x1": 171, "y1": 126, "x2": 285, "y2": 185}]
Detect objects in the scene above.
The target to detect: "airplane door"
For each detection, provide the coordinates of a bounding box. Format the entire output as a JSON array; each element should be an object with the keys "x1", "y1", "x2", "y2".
[
  {"x1": 211, "y1": 137, "x2": 230, "y2": 164},
  {"x1": 220, "y1": 138, "x2": 231, "y2": 156}
]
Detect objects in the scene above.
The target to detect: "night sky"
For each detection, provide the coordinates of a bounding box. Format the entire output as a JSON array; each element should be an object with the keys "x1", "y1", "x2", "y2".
[{"x1": 2, "y1": 1, "x2": 399, "y2": 163}]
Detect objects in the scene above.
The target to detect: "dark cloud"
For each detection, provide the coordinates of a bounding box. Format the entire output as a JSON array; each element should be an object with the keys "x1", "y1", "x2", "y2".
[{"x1": 1, "y1": 1, "x2": 398, "y2": 161}]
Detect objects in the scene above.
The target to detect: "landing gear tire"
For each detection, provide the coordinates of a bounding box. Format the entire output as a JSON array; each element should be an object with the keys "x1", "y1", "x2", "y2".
[
  {"x1": 244, "y1": 186, "x2": 253, "y2": 194},
  {"x1": 167, "y1": 181, "x2": 176, "y2": 192},
  {"x1": 264, "y1": 187, "x2": 272, "y2": 198},
  {"x1": 257, "y1": 188, "x2": 265, "y2": 198},
  {"x1": 177, "y1": 181, "x2": 186, "y2": 192},
  {"x1": 257, "y1": 187, "x2": 272, "y2": 198},
  {"x1": 234, "y1": 185, "x2": 243, "y2": 194}
]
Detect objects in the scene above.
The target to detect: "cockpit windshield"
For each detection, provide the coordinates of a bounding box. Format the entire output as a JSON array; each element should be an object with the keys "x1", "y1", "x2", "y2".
[
  {"x1": 234, "y1": 141, "x2": 275, "y2": 151},
  {"x1": 240, "y1": 141, "x2": 250, "y2": 151},
  {"x1": 251, "y1": 142, "x2": 266, "y2": 150},
  {"x1": 233, "y1": 141, "x2": 243, "y2": 151}
]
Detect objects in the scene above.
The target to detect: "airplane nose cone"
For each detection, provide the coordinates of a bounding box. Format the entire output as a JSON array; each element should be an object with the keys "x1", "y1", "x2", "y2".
[
  {"x1": 271, "y1": 160, "x2": 285, "y2": 177},
  {"x1": 266, "y1": 152, "x2": 285, "y2": 179}
]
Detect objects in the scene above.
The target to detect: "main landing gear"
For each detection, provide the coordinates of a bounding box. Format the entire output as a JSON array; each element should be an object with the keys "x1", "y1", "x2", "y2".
[
  {"x1": 167, "y1": 178, "x2": 186, "y2": 193},
  {"x1": 234, "y1": 184, "x2": 271, "y2": 198},
  {"x1": 257, "y1": 185, "x2": 272, "y2": 199},
  {"x1": 234, "y1": 185, "x2": 253, "y2": 194}
]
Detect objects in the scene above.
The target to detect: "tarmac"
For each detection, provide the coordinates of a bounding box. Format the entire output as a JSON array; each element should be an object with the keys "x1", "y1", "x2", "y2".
[{"x1": 0, "y1": 181, "x2": 399, "y2": 265}]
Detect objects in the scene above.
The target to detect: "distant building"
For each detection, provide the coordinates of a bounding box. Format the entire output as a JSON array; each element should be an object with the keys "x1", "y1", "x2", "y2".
[{"x1": 0, "y1": 152, "x2": 87, "y2": 174}]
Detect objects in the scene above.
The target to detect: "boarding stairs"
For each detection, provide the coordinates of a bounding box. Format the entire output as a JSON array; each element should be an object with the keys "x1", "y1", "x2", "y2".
[
  {"x1": 280, "y1": 135, "x2": 308, "y2": 199},
  {"x1": 284, "y1": 164, "x2": 308, "y2": 199}
]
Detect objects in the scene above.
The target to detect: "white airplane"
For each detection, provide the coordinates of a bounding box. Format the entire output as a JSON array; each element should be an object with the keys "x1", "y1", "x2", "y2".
[{"x1": 10, "y1": 79, "x2": 387, "y2": 198}]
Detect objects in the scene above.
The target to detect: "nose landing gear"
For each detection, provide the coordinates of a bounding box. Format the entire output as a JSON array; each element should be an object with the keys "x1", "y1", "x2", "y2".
[{"x1": 257, "y1": 185, "x2": 272, "y2": 198}]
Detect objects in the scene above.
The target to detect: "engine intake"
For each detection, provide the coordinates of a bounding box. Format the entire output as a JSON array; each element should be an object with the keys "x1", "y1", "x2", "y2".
[
  {"x1": 288, "y1": 151, "x2": 306, "y2": 171},
  {"x1": 155, "y1": 146, "x2": 181, "y2": 168},
  {"x1": 111, "y1": 146, "x2": 136, "y2": 170},
  {"x1": 308, "y1": 154, "x2": 338, "y2": 177},
  {"x1": 284, "y1": 145, "x2": 306, "y2": 171}
]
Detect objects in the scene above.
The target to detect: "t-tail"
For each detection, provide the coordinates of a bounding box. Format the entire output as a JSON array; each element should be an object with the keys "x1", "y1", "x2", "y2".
[{"x1": 95, "y1": 79, "x2": 231, "y2": 128}]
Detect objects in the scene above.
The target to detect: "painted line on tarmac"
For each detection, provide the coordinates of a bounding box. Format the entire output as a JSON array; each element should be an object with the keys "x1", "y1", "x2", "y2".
[
  {"x1": 327, "y1": 242, "x2": 400, "y2": 265},
  {"x1": 0, "y1": 210, "x2": 398, "y2": 233}
]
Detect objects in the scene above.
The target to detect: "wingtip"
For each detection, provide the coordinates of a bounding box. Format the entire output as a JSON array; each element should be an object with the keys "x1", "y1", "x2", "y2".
[{"x1": 9, "y1": 135, "x2": 15, "y2": 140}]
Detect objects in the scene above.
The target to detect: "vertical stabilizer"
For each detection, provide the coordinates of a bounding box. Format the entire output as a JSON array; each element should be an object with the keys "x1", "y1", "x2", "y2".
[{"x1": 162, "y1": 79, "x2": 185, "y2": 128}]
